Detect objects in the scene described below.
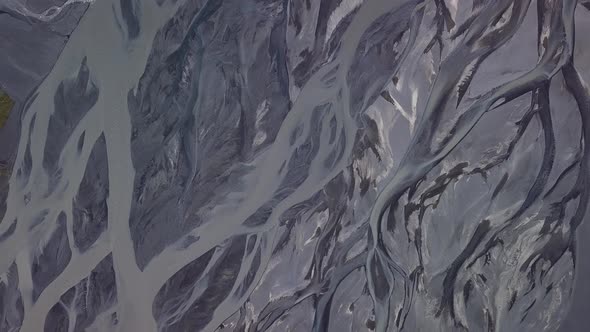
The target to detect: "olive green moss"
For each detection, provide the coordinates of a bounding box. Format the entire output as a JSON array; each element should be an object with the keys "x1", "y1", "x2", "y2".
[{"x1": 0, "y1": 89, "x2": 14, "y2": 129}]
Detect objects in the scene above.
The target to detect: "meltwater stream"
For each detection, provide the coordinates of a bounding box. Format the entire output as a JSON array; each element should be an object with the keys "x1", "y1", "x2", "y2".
[{"x1": 1, "y1": 0, "x2": 590, "y2": 331}]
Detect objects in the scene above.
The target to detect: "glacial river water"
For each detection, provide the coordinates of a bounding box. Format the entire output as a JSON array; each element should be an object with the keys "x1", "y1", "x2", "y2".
[{"x1": 1, "y1": 0, "x2": 590, "y2": 331}]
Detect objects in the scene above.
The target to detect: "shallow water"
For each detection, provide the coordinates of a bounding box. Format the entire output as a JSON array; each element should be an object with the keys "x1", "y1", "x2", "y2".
[{"x1": 1, "y1": 0, "x2": 590, "y2": 331}]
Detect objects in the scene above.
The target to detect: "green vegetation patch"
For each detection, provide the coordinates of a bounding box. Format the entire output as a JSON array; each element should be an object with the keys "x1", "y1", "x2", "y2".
[
  {"x1": 0, "y1": 162, "x2": 8, "y2": 178},
  {"x1": 0, "y1": 89, "x2": 14, "y2": 129}
]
